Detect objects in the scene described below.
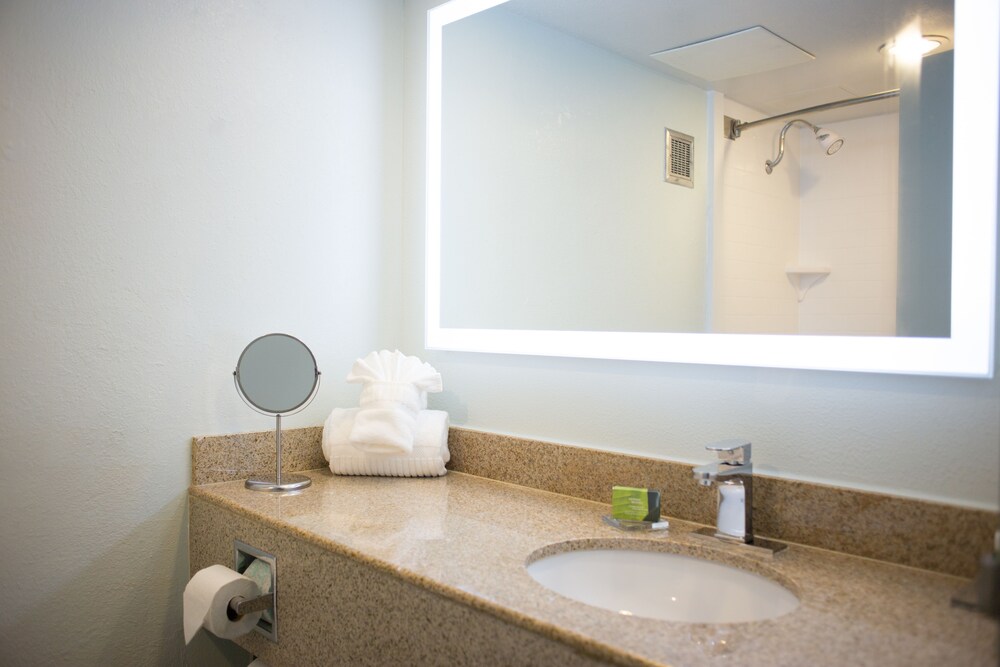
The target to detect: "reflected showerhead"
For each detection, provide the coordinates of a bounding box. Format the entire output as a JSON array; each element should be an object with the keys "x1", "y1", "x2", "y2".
[
  {"x1": 815, "y1": 128, "x2": 844, "y2": 155},
  {"x1": 764, "y1": 118, "x2": 845, "y2": 174}
]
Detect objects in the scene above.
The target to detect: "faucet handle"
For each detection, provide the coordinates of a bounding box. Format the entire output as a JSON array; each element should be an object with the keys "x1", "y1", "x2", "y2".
[{"x1": 705, "y1": 439, "x2": 751, "y2": 465}]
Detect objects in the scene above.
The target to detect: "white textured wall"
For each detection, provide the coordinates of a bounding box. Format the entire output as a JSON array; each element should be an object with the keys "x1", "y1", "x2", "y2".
[
  {"x1": 714, "y1": 103, "x2": 899, "y2": 336},
  {"x1": 440, "y1": 7, "x2": 708, "y2": 333},
  {"x1": 405, "y1": 0, "x2": 999, "y2": 511},
  {"x1": 0, "y1": 1, "x2": 402, "y2": 665},
  {"x1": 799, "y1": 113, "x2": 899, "y2": 335}
]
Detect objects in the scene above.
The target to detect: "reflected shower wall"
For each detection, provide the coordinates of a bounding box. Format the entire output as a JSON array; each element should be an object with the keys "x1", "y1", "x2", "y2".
[
  {"x1": 712, "y1": 50, "x2": 953, "y2": 337},
  {"x1": 713, "y1": 101, "x2": 902, "y2": 336},
  {"x1": 713, "y1": 97, "x2": 804, "y2": 334}
]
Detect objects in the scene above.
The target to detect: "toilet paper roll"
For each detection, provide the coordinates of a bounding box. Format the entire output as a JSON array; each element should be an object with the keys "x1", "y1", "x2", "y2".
[{"x1": 183, "y1": 564, "x2": 262, "y2": 644}]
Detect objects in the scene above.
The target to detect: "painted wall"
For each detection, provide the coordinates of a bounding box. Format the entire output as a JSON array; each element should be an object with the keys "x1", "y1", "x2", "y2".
[
  {"x1": 0, "y1": 1, "x2": 402, "y2": 664},
  {"x1": 0, "y1": 2, "x2": 994, "y2": 665},
  {"x1": 440, "y1": 6, "x2": 708, "y2": 333},
  {"x1": 405, "y1": 0, "x2": 999, "y2": 511}
]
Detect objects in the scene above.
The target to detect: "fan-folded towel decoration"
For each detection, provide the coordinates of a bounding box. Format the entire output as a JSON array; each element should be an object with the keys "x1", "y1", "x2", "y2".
[
  {"x1": 322, "y1": 350, "x2": 450, "y2": 477},
  {"x1": 346, "y1": 350, "x2": 443, "y2": 454}
]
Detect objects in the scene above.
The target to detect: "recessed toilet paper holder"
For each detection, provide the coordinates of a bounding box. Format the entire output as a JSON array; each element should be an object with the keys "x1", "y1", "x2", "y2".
[{"x1": 234, "y1": 540, "x2": 279, "y2": 642}]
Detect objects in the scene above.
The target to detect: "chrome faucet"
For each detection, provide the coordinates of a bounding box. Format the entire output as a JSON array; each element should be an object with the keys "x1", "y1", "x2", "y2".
[{"x1": 692, "y1": 439, "x2": 755, "y2": 544}]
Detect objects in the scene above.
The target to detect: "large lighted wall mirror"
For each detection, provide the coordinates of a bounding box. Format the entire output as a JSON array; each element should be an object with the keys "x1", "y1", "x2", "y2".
[{"x1": 425, "y1": 0, "x2": 997, "y2": 376}]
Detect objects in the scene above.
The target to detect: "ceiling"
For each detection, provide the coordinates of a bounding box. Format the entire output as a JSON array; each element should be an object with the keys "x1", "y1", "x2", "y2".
[{"x1": 501, "y1": 0, "x2": 954, "y2": 121}]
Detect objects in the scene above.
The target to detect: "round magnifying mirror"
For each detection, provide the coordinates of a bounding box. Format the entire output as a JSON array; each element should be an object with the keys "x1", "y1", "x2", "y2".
[
  {"x1": 236, "y1": 333, "x2": 319, "y2": 414},
  {"x1": 235, "y1": 333, "x2": 320, "y2": 492}
]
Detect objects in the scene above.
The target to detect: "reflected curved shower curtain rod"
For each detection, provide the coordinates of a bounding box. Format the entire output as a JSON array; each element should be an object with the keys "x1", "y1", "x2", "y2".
[
  {"x1": 724, "y1": 88, "x2": 899, "y2": 174},
  {"x1": 724, "y1": 88, "x2": 900, "y2": 140}
]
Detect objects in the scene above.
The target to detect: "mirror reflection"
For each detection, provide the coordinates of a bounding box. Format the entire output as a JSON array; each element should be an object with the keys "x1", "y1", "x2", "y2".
[{"x1": 440, "y1": 0, "x2": 953, "y2": 337}]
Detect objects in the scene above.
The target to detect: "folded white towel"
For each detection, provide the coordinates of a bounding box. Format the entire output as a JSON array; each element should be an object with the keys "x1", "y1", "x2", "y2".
[
  {"x1": 323, "y1": 407, "x2": 450, "y2": 477},
  {"x1": 345, "y1": 350, "x2": 443, "y2": 454}
]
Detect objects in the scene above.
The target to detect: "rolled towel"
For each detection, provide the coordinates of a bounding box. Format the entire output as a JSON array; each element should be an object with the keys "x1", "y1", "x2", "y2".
[
  {"x1": 349, "y1": 404, "x2": 418, "y2": 454},
  {"x1": 323, "y1": 407, "x2": 450, "y2": 477},
  {"x1": 348, "y1": 380, "x2": 421, "y2": 454}
]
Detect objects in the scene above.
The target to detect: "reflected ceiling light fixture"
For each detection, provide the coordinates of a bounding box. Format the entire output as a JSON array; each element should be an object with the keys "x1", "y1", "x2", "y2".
[
  {"x1": 764, "y1": 119, "x2": 843, "y2": 174},
  {"x1": 724, "y1": 89, "x2": 900, "y2": 174},
  {"x1": 879, "y1": 34, "x2": 949, "y2": 60}
]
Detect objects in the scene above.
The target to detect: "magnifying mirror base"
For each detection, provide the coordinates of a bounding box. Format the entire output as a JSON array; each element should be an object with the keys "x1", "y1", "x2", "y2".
[{"x1": 244, "y1": 474, "x2": 312, "y2": 492}]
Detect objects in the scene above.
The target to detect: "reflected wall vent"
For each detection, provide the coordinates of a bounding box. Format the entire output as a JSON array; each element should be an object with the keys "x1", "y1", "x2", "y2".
[{"x1": 665, "y1": 128, "x2": 694, "y2": 188}]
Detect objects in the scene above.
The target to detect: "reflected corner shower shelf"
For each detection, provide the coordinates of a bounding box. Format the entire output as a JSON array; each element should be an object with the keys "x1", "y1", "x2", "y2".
[{"x1": 786, "y1": 267, "x2": 830, "y2": 302}]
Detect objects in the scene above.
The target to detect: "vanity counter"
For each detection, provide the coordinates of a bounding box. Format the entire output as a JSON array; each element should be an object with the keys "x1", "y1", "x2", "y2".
[{"x1": 189, "y1": 468, "x2": 997, "y2": 666}]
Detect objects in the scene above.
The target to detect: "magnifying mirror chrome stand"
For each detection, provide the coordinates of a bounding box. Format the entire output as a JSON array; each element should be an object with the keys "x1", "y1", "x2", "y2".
[
  {"x1": 243, "y1": 410, "x2": 317, "y2": 492},
  {"x1": 233, "y1": 333, "x2": 321, "y2": 493}
]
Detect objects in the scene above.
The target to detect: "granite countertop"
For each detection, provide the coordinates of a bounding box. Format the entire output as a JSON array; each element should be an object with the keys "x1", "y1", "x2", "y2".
[{"x1": 190, "y1": 468, "x2": 997, "y2": 666}]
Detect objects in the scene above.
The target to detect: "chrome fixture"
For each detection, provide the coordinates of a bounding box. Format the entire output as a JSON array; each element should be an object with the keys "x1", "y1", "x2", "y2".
[
  {"x1": 951, "y1": 529, "x2": 1000, "y2": 618},
  {"x1": 764, "y1": 119, "x2": 843, "y2": 174},
  {"x1": 227, "y1": 591, "x2": 275, "y2": 618},
  {"x1": 234, "y1": 333, "x2": 321, "y2": 492},
  {"x1": 725, "y1": 89, "x2": 899, "y2": 139},
  {"x1": 723, "y1": 88, "x2": 900, "y2": 174},
  {"x1": 691, "y1": 439, "x2": 786, "y2": 554},
  {"x1": 235, "y1": 540, "x2": 279, "y2": 641},
  {"x1": 692, "y1": 439, "x2": 754, "y2": 542}
]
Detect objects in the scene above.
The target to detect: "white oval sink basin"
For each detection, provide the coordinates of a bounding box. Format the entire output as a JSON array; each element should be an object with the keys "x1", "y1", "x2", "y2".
[{"x1": 526, "y1": 548, "x2": 798, "y2": 623}]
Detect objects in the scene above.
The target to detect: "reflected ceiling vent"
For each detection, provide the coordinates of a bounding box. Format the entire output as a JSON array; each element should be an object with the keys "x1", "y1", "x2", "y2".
[
  {"x1": 664, "y1": 128, "x2": 694, "y2": 188},
  {"x1": 651, "y1": 26, "x2": 814, "y2": 82}
]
